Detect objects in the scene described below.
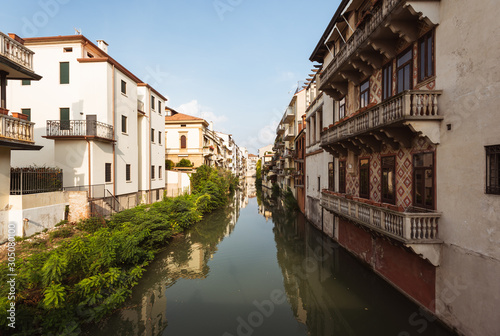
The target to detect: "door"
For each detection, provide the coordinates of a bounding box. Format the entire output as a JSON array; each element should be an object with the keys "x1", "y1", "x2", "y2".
[{"x1": 86, "y1": 114, "x2": 97, "y2": 136}]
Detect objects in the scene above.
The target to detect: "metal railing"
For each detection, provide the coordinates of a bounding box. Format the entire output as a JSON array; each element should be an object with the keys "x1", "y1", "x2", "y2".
[
  {"x1": 321, "y1": 191, "x2": 441, "y2": 243},
  {"x1": 46, "y1": 120, "x2": 114, "y2": 140},
  {"x1": 0, "y1": 114, "x2": 35, "y2": 143},
  {"x1": 10, "y1": 167, "x2": 63, "y2": 195},
  {"x1": 0, "y1": 32, "x2": 34, "y2": 71}
]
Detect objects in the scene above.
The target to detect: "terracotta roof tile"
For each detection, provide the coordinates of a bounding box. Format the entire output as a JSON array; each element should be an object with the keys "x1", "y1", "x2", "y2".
[{"x1": 165, "y1": 112, "x2": 206, "y2": 122}]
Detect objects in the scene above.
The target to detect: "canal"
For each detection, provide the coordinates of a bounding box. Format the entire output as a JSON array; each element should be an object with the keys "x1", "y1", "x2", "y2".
[{"x1": 88, "y1": 183, "x2": 455, "y2": 336}]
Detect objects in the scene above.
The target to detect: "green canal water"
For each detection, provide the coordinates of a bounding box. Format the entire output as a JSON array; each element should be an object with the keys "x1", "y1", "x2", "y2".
[{"x1": 86, "y1": 187, "x2": 456, "y2": 336}]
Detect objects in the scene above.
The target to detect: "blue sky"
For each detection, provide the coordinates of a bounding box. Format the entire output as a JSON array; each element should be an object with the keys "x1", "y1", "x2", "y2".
[{"x1": 0, "y1": 0, "x2": 340, "y2": 154}]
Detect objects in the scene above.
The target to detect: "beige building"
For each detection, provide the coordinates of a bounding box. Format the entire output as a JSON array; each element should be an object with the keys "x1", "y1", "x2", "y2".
[
  {"x1": 301, "y1": 0, "x2": 500, "y2": 335},
  {"x1": 165, "y1": 107, "x2": 209, "y2": 168}
]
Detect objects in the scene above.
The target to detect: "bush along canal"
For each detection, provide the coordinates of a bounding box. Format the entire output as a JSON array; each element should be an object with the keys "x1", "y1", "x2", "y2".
[
  {"x1": 0, "y1": 165, "x2": 239, "y2": 336},
  {"x1": 79, "y1": 183, "x2": 457, "y2": 336}
]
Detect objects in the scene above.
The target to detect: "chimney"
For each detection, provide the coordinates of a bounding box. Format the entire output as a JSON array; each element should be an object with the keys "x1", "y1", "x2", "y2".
[
  {"x1": 210, "y1": 121, "x2": 214, "y2": 131},
  {"x1": 8, "y1": 34, "x2": 25, "y2": 45},
  {"x1": 96, "y1": 40, "x2": 108, "y2": 53}
]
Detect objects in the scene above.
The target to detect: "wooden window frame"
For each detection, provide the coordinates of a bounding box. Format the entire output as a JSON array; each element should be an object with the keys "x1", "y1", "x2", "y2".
[
  {"x1": 418, "y1": 30, "x2": 435, "y2": 83},
  {"x1": 413, "y1": 152, "x2": 435, "y2": 209},
  {"x1": 180, "y1": 135, "x2": 187, "y2": 149},
  {"x1": 359, "y1": 158, "x2": 370, "y2": 199},
  {"x1": 360, "y1": 79, "x2": 370, "y2": 109},
  {"x1": 486, "y1": 145, "x2": 500, "y2": 195},
  {"x1": 382, "y1": 62, "x2": 393, "y2": 100},
  {"x1": 328, "y1": 162, "x2": 335, "y2": 191},
  {"x1": 381, "y1": 155, "x2": 396, "y2": 204},
  {"x1": 396, "y1": 48, "x2": 413, "y2": 93},
  {"x1": 60, "y1": 62, "x2": 70, "y2": 84},
  {"x1": 339, "y1": 160, "x2": 347, "y2": 193},
  {"x1": 339, "y1": 97, "x2": 346, "y2": 120}
]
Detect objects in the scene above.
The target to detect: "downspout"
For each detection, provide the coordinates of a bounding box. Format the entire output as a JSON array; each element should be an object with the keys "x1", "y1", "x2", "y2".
[
  {"x1": 87, "y1": 140, "x2": 91, "y2": 198},
  {"x1": 112, "y1": 64, "x2": 116, "y2": 196},
  {"x1": 148, "y1": 87, "x2": 152, "y2": 204}
]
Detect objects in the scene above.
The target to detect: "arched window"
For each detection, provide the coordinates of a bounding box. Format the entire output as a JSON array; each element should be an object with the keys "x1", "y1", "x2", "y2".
[{"x1": 180, "y1": 135, "x2": 187, "y2": 149}]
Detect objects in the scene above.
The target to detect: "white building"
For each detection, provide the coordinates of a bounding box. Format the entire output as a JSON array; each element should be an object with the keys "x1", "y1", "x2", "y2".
[{"x1": 7, "y1": 34, "x2": 167, "y2": 208}]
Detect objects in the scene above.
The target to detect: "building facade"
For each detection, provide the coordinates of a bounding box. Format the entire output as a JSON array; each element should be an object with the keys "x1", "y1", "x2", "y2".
[
  {"x1": 305, "y1": 1, "x2": 500, "y2": 335},
  {"x1": 7, "y1": 34, "x2": 167, "y2": 208}
]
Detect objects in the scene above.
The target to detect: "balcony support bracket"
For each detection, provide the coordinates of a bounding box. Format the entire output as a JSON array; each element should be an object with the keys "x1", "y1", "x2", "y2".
[
  {"x1": 406, "y1": 243, "x2": 441, "y2": 266},
  {"x1": 405, "y1": 120, "x2": 441, "y2": 144}
]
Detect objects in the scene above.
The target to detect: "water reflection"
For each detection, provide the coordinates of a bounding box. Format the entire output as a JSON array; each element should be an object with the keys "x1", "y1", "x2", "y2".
[
  {"x1": 88, "y1": 190, "x2": 245, "y2": 336},
  {"x1": 268, "y1": 202, "x2": 455, "y2": 336}
]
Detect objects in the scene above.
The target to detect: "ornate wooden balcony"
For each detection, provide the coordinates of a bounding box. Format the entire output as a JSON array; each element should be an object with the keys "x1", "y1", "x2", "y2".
[
  {"x1": 45, "y1": 120, "x2": 114, "y2": 142},
  {"x1": 321, "y1": 190, "x2": 442, "y2": 264},
  {"x1": 0, "y1": 113, "x2": 35, "y2": 144},
  {"x1": 321, "y1": 90, "x2": 442, "y2": 155}
]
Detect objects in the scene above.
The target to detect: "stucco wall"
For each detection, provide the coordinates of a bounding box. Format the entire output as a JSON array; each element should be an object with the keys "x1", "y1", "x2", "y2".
[{"x1": 0, "y1": 149, "x2": 11, "y2": 241}]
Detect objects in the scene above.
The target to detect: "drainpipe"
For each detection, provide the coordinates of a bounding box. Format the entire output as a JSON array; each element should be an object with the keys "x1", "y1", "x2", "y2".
[
  {"x1": 87, "y1": 139, "x2": 91, "y2": 198},
  {"x1": 148, "y1": 87, "x2": 152, "y2": 204},
  {"x1": 112, "y1": 64, "x2": 116, "y2": 196}
]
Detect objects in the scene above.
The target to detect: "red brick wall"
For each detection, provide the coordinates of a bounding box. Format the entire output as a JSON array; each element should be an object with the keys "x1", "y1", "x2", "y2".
[{"x1": 338, "y1": 218, "x2": 436, "y2": 311}]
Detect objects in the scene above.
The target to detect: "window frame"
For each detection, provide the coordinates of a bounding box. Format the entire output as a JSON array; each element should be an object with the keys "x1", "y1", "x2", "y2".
[
  {"x1": 151, "y1": 165, "x2": 155, "y2": 180},
  {"x1": 151, "y1": 96, "x2": 155, "y2": 110},
  {"x1": 21, "y1": 108, "x2": 31, "y2": 121},
  {"x1": 60, "y1": 108, "x2": 70, "y2": 130},
  {"x1": 381, "y1": 155, "x2": 396, "y2": 204},
  {"x1": 180, "y1": 135, "x2": 187, "y2": 149},
  {"x1": 121, "y1": 115, "x2": 127, "y2": 133},
  {"x1": 418, "y1": 30, "x2": 435, "y2": 83},
  {"x1": 121, "y1": 80, "x2": 127, "y2": 95},
  {"x1": 60, "y1": 62, "x2": 70, "y2": 84},
  {"x1": 159, "y1": 131, "x2": 162, "y2": 145},
  {"x1": 125, "y1": 164, "x2": 131, "y2": 182},
  {"x1": 105, "y1": 163, "x2": 112, "y2": 183},
  {"x1": 382, "y1": 62, "x2": 393, "y2": 101},
  {"x1": 339, "y1": 97, "x2": 346, "y2": 120},
  {"x1": 360, "y1": 79, "x2": 370, "y2": 109},
  {"x1": 159, "y1": 166, "x2": 163, "y2": 180},
  {"x1": 413, "y1": 152, "x2": 435, "y2": 209},
  {"x1": 328, "y1": 162, "x2": 335, "y2": 191},
  {"x1": 359, "y1": 158, "x2": 370, "y2": 199},
  {"x1": 396, "y1": 48, "x2": 413, "y2": 93},
  {"x1": 486, "y1": 145, "x2": 500, "y2": 195},
  {"x1": 339, "y1": 160, "x2": 346, "y2": 193},
  {"x1": 151, "y1": 128, "x2": 155, "y2": 143},
  {"x1": 22, "y1": 79, "x2": 31, "y2": 86}
]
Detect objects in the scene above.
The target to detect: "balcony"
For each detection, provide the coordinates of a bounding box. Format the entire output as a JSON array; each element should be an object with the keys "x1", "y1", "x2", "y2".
[
  {"x1": 321, "y1": 190, "x2": 442, "y2": 265},
  {"x1": 137, "y1": 100, "x2": 145, "y2": 113},
  {"x1": 284, "y1": 127, "x2": 295, "y2": 141},
  {"x1": 321, "y1": 90, "x2": 442, "y2": 155},
  {"x1": 0, "y1": 32, "x2": 34, "y2": 72},
  {"x1": 282, "y1": 107, "x2": 294, "y2": 123},
  {"x1": 276, "y1": 124, "x2": 285, "y2": 135},
  {"x1": 0, "y1": 113, "x2": 35, "y2": 145},
  {"x1": 45, "y1": 120, "x2": 114, "y2": 142},
  {"x1": 319, "y1": 0, "x2": 440, "y2": 97}
]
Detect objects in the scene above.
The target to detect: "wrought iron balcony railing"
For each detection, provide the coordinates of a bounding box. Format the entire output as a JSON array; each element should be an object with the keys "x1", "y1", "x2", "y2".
[{"x1": 46, "y1": 120, "x2": 114, "y2": 141}]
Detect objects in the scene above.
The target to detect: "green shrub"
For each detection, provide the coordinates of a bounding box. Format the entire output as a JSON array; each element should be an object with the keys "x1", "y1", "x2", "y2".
[
  {"x1": 176, "y1": 158, "x2": 193, "y2": 167},
  {"x1": 55, "y1": 219, "x2": 68, "y2": 227},
  {"x1": 49, "y1": 226, "x2": 73, "y2": 239},
  {"x1": 165, "y1": 159, "x2": 175, "y2": 170}
]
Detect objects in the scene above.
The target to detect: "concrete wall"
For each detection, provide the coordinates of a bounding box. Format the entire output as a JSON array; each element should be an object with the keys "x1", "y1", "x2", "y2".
[
  {"x1": 434, "y1": 1, "x2": 500, "y2": 335},
  {"x1": 9, "y1": 191, "x2": 67, "y2": 238},
  {"x1": 165, "y1": 171, "x2": 191, "y2": 197}
]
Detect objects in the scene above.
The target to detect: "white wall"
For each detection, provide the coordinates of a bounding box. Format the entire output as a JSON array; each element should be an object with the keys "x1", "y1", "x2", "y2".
[{"x1": 0, "y1": 148, "x2": 11, "y2": 241}]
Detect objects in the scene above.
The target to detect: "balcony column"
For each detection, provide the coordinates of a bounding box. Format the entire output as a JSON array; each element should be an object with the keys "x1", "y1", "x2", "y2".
[{"x1": 0, "y1": 71, "x2": 7, "y2": 109}]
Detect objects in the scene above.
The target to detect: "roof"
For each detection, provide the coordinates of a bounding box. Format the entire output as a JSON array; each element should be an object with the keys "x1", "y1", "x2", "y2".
[
  {"x1": 23, "y1": 35, "x2": 167, "y2": 99},
  {"x1": 165, "y1": 111, "x2": 208, "y2": 124},
  {"x1": 309, "y1": 0, "x2": 350, "y2": 63},
  {"x1": 248, "y1": 154, "x2": 258, "y2": 158}
]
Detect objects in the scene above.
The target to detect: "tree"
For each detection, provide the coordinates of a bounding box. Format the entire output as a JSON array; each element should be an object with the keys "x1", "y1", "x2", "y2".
[
  {"x1": 165, "y1": 159, "x2": 175, "y2": 170},
  {"x1": 176, "y1": 159, "x2": 193, "y2": 167}
]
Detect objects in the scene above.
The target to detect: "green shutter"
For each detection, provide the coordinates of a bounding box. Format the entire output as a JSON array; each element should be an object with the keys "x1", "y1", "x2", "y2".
[
  {"x1": 22, "y1": 79, "x2": 31, "y2": 86},
  {"x1": 60, "y1": 62, "x2": 70, "y2": 84},
  {"x1": 60, "y1": 108, "x2": 70, "y2": 120},
  {"x1": 21, "y1": 108, "x2": 31, "y2": 121}
]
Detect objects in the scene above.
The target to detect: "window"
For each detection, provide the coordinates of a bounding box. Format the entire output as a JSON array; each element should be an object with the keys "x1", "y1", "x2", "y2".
[
  {"x1": 21, "y1": 108, "x2": 31, "y2": 121},
  {"x1": 383, "y1": 63, "x2": 393, "y2": 100},
  {"x1": 359, "y1": 158, "x2": 370, "y2": 198},
  {"x1": 105, "y1": 163, "x2": 112, "y2": 183},
  {"x1": 121, "y1": 115, "x2": 127, "y2": 133},
  {"x1": 339, "y1": 160, "x2": 346, "y2": 193},
  {"x1": 63, "y1": 47, "x2": 73, "y2": 53},
  {"x1": 318, "y1": 176, "x2": 321, "y2": 191},
  {"x1": 156, "y1": 189, "x2": 160, "y2": 201},
  {"x1": 419, "y1": 31, "x2": 435, "y2": 82},
  {"x1": 159, "y1": 166, "x2": 163, "y2": 179},
  {"x1": 151, "y1": 96, "x2": 155, "y2": 110},
  {"x1": 180, "y1": 135, "x2": 187, "y2": 149},
  {"x1": 381, "y1": 156, "x2": 396, "y2": 204},
  {"x1": 413, "y1": 153, "x2": 434, "y2": 209},
  {"x1": 159, "y1": 131, "x2": 162, "y2": 144},
  {"x1": 397, "y1": 49, "x2": 412, "y2": 93},
  {"x1": 151, "y1": 128, "x2": 155, "y2": 142},
  {"x1": 158, "y1": 101, "x2": 162, "y2": 115},
  {"x1": 60, "y1": 108, "x2": 70, "y2": 130},
  {"x1": 317, "y1": 110, "x2": 322, "y2": 140},
  {"x1": 22, "y1": 79, "x2": 31, "y2": 86},
  {"x1": 328, "y1": 162, "x2": 335, "y2": 191},
  {"x1": 121, "y1": 80, "x2": 126, "y2": 94},
  {"x1": 486, "y1": 145, "x2": 500, "y2": 195},
  {"x1": 151, "y1": 165, "x2": 155, "y2": 179},
  {"x1": 311, "y1": 116, "x2": 316, "y2": 144},
  {"x1": 360, "y1": 79, "x2": 370, "y2": 109},
  {"x1": 339, "y1": 97, "x2": 346, "y2": 120},
  {"x1": 126, "y1": 164, "x2": 131, "y2": 182},
  {"x1": 60, "y1": 62, "x2": 69, "y2": 84}
]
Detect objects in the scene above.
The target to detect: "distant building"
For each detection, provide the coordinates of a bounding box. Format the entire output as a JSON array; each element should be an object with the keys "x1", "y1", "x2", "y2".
[{"x1": 246, "y1": 153, "x2": 258, "y2": 177}]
